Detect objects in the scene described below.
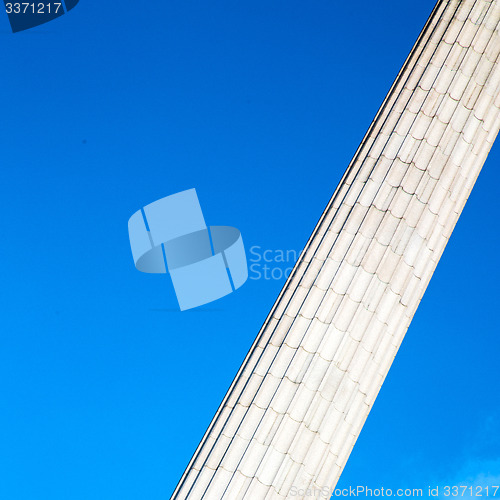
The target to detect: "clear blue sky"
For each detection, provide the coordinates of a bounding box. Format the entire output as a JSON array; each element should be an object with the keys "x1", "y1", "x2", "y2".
[{"x1": 0, "y1": 1, "x2": 498, "y2": 499}]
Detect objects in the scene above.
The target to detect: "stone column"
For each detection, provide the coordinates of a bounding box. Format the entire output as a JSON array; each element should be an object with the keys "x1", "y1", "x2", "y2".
[{"x1": 172, "y1": 1, "x2": 500, "y2": 498}]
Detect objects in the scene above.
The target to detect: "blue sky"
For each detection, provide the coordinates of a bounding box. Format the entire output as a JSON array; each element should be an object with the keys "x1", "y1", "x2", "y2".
[{"x1": 0, "y1": 0, "x2": 498, "y2": 498}]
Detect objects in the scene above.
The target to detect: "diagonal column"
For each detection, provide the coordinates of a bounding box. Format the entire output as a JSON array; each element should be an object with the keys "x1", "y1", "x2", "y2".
[{"x1": 172, "y1": 1, "x2": 500, "y2": 498}]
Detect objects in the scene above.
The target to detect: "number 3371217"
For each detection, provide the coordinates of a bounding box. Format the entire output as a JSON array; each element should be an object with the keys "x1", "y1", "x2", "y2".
[{"x1": 5, "y1": 3, "x2": 62, "y2": 14}]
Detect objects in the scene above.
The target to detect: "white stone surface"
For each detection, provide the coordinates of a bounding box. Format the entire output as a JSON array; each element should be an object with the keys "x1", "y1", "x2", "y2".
[{"x1": 171, "y1": 1, "x2": 500, "y2": 498}]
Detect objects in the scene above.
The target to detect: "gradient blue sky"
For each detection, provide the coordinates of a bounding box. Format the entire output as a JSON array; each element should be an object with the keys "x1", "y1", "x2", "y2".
[{"x1": 0, "y1": 1, "x2": 499, "y2": 499}]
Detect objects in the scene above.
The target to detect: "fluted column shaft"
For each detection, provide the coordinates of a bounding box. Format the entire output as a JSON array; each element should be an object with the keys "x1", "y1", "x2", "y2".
[{"x1": 172, "y1": 1, "x2": 500, "y2": 498}]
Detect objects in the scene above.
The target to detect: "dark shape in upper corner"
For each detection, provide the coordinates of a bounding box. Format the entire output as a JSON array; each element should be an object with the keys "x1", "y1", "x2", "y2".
[
  {"x1": 4, "y1": 0, "x2": 80, "y2": 33},
  {"x1": 64, "y1": 0, "x2": 79, "y2": 12}
]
